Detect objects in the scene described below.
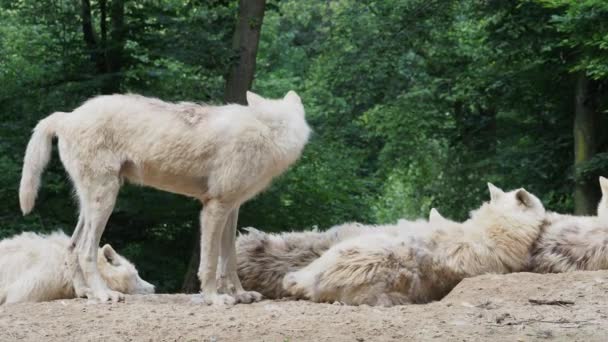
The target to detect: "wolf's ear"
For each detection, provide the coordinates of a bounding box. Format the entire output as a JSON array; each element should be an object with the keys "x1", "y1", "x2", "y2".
[
  {"x1": 515, "y1": 189, "x2": 533, "y2": 207},
  {"x1": 284, "y1": 90, "x2": 301, "y2": 104},
  {"x1": 488, "y1": 183, "x2": 503, "y2": 202},
  {"x1": 246, "y1": 91, "x2": 264, "y2": 106},
  {"x1": 429, "y1": 208, "x2": 443, "y2": 221},
  {"x1": 600, "y1": 176, "x2": 608, "y2": 195},
  {"x1": 102, "y1": 244, "x2": 118, "y2": 265}
]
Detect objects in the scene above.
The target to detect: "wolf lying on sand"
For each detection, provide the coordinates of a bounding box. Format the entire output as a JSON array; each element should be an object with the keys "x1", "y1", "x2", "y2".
[
  {"x1": 527, "y1": 177, "x2": 608, "y2": 273},
  {"x1": 236, "y1": 219, "x2": 432, "y2": 299},
  {"x1": 281, "y1": 184, "x2": 546, "y2": 306},
  {"x1": 0, "y1": 231, "x2": 154, "y2": 305},
  {"x1": 427, "y1": 177, "x2": 608, "y2": 274},
  {"x1": 238, "y1": 184, "x2": 546, "y2": 305},
  {"x1": 19, "y1": 91, "x2": 310, "y2": 305}
]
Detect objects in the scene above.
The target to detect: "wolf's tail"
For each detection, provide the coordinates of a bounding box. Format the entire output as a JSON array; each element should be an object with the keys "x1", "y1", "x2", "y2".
[
  {"x1": 236, "y1": 227, "x2": 335, "y2": 299},
  {"x1": 0, "y1": 289, "x2": 6, "y2": 305},
  {"x1": 19, "y1": 112, "x2": 67, "y2": 215}
]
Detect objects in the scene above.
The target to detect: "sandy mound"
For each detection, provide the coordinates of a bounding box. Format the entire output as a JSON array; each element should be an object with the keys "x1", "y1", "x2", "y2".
[{"x1": 1, "y1": 271, "x2": 608, "y2": 341}]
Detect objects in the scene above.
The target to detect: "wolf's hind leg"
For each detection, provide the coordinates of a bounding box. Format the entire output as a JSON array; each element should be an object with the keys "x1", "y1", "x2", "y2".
[
  {"x1": 76, "y1": 173, "x2": 122, "y2": 303},
  {"x1": 283, "y1": 235, "x2": 412, "y2": 306},
  {"x1": 68, "y1": 212, "x2": 90, "y2": 297},
  {"x1": 69, "y1": 212, "x2": 85, "y2": 250}
]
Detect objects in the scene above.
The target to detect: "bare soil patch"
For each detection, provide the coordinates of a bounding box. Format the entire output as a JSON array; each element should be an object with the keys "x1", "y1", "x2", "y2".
[{"x1": 2, "y1": 270, "x2": 608, "y2": 341}]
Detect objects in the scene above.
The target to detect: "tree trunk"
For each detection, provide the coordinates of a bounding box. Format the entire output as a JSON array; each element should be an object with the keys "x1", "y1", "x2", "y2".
[
  {"x1": 80, "y1": 0, "x2": 125, "y2": 94},
  {"x1": 81, "y1": 0, "x2": 105, "y2": 74},
  {"x1": 181, "y1": 0, "x2": 267, "y2": 292},
  {"x1": 181, "y1": 229, "x2": 201, "y2": 293},
  {"x1": 109, "y1": 0, "x2": 125, "y2": 74},
  {"x1": 224, "y1": 0, "x2": 267, "y2": 104},
  {"x1": 100, "y1": 0, "x2": 108, "y2": 61},
  {"x1": 573, "y1": 72, "x2": 600, "y2": 215}
]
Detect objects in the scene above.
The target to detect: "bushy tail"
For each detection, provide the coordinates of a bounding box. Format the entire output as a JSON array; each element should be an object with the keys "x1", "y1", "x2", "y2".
[
  {"x1": 236, "y1": 227, "x2": 335, "y2": 299},
  {"x1": 19, "y1": 112, "x2": 66, "y2": 215}
]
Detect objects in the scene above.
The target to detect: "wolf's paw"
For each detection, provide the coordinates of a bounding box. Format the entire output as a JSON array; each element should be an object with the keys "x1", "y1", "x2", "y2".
[
  {"x1": 216, "y1": 278, "x2": 236, "y2": 295},
  {"x1": 87, "y1": 289, "x2": 125, "y2": 303},
  {"x1": 282, "y1": 272, "x2": 304, "y2": 296},
  {"x1": 199, "y1": 293, "x2": 237, "y2": 306},
  {"x1": 74, "y1": 285, "x2": 92, "y2": 298},
  {"x1": 235, "y1": 290, "x2": 263, "y2": 304}
]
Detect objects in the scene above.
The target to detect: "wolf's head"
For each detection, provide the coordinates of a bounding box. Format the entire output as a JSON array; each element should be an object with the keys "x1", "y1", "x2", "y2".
[
  {"x1": 484, "y1": 183, "x2": 545, "y2": 220},
  {"x1": 467, "y1": 183, "x2": 546, "y2": 271},
  {"x1": 246, "y1": 90, "x2": 306, "y2": 119},
  {"x1": 246, "y1": 90, "x2": 311, "y2": 154},
  {"x1": 597, "y1": 176, "x2": 608, "y2": 218},
  {"x1": 97, "y1": 244, "x2": 155, "y2": 295}
]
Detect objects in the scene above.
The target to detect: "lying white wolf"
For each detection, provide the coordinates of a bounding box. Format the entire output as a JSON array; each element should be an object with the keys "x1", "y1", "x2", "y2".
[
  {"x1": 281, "y1": 184, "x2": 546, "y2": 306},
  {"x1": 19, "y1": 91, "x2": 310, "y2": 305},
  {"x1": 237, "y1": 219, "x2": 432, "y2": 299},
  {"x1": 428, "y1": 178, "x2": 608, "y2": 273},
  {"x1": 528, "y1": 176, "x2": 608, "y2": 272},
  {"x1": 0, "y1": 231, "x2": 154, "y2": 305}
]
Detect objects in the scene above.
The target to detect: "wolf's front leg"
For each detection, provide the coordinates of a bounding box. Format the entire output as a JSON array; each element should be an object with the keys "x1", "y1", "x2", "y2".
[
  {"x1": 217, "y1": 206, "x2": 263, "y2": 304},
  {"x1": 282, "y1": 235, "x2": 408, "y2": 306},
  {"x1": 198, "y1": 200, "x2": 237, "y2": 305},
  {"x1": 282, "y1": 248, "x2": 337, "y2": 301}
]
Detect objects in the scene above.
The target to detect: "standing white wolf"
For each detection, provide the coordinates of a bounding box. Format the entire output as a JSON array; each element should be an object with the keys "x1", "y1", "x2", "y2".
[
  {"x1": 282, "y1": 184, "x2": 546, "y2": 306},
  {"x1": 19, "y1": 91, "x2": 310, "y2": 305},
  {"x1": 0, "y1": 231, "x2": 154, "y2": 305}
]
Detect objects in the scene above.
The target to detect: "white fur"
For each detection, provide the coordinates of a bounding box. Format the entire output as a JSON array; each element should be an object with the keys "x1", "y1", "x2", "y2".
[
  {"x1": 236, "y1": 219, "x2": 432, "y2": 298},
  {"x1": 282, "y1": 184, "x2": 546, "y2": 306},
  {"x1": 529, "y1": 176, "x2": 608, "y2": 272},
  {"x1": 0, "y1": 231, "x2": 154, "y2": 305},
  {"x1": 19, "y1": 91, "x2": 310, "y2": 304},
  {"x1": 598, "y1": 176, "x2": 608, "y2": 219}
]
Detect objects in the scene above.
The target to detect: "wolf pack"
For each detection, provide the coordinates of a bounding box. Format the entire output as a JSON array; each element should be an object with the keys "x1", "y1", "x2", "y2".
[{"x1": 2, "y1": 91, "x2": 608, "y2": 308}]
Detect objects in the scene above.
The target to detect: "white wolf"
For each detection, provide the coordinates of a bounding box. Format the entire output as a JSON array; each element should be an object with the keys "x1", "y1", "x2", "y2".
[
  {"x1": 236, "y1": 227, "x2": 338, "y2": 299},
  {"x1": 0, "y1": 231, "x2": 154, "y2": 305},
  {"x1": 282, "y1": 184, "x2": 546, "y2": 306},
  {"x1": 236, "y1": 219, "x2": 432, "y2": 299},
  {"x1": 528, "y1": 176, "x2": 608, "y2": 272},
  {"x1": 19, "y1": 91, "x2": 310, "y2": 305}
]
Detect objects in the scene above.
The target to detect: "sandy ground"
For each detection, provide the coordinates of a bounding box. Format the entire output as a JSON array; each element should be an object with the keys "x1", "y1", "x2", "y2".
[{"x1": 1, "y1": 271, "x2": 608, "y2": 342}]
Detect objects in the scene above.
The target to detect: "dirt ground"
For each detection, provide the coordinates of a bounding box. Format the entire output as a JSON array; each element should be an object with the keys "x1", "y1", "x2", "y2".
[{"x1": 1, "y1": 270, "x2": 608, "y2": 342}]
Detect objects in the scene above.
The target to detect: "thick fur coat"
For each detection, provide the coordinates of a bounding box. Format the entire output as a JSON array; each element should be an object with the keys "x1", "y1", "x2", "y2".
[
  {"x1": 19, "y1": 91, "x2": 310, "y2": 304},
  {"x1": 527, "y1": 177, "x2": 608, "y2": 273},
  {"x1": 236, "y1": 220, "x2": 431, "y2": 299},
  {"x1": 0, "y1": 231, "x2": 154, "y2": 305},
  {"x1": 281, "y1": 184, "x2": 546, "y2": 306}
]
